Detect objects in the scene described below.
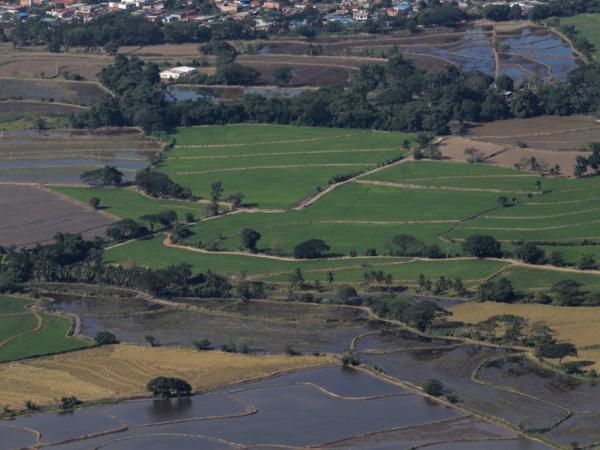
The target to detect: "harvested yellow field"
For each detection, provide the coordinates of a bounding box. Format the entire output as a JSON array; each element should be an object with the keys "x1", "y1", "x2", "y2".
[
  {"x1": 451, "y1": 302, "x2": 600, "y2": 347},
  {"x1": 0, "y1": 344, "x2": 333, "y2": 409},
  {"x1": 451, "y1": 302, "x2": 600, "y2": 368}
]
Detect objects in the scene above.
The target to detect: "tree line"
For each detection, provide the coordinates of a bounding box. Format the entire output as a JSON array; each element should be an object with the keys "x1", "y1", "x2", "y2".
[
  {"x1": 0, "y1": 233, "x2": 242, "y2": 298},
  {"x1": 71, "y1": 52, "x2": 600, "y2": 135}
]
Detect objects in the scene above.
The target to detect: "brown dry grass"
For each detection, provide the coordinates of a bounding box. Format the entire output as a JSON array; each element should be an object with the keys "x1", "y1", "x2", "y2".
[
  {"x1": 450, "y1": 302, "x2": 600, "y2": 368},
  {"x1": 0, "y1": 344, "x2": 333, "y2": 409},
  {"x1": 467, "y1": 116, "x2": 600, "y2": 151},
  {"x1": 488, "y1": 146, "x2": 585, "y2": 174},
  {"x1": 439, "y1": 136, "x2": 506, "y2": 161},
  {"x1": 441, "y1": 131, "x2": 589, "y2": 175}
]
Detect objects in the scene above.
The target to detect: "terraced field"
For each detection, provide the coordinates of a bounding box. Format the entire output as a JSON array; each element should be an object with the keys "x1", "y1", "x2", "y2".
[
  {"x1": 448, "y1": 175, "x2": 600, "y2": 242},
  {"x1": 0, "y1": 296, "x2": 90, "y2": 363},
  {"x1": 157, "y1": 124, "x2": 413, "y2": 209},
  {"x1": 174, "y1": 160, "x2": 534, "y2": 258}
]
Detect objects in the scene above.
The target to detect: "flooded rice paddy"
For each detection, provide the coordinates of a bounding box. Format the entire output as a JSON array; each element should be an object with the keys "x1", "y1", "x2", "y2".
[
  {"x1": 8, "y1": 286, "x2": 600, "y2": 447},
  {"x1": 0, "y1": 129, "x2": 159, "y2": 183},
  {"x1": 258, "y1": 26, "x2": 580, "y2": 86},
  {"x1": 1, "y1": 366, "x2": 550, "y2": 450},
  {"x1": 397, "y1": 27, "x2": 579, "y2": 85},
  {"x1": 40, "y1": 289, "x2": 377, "y2": 354}
]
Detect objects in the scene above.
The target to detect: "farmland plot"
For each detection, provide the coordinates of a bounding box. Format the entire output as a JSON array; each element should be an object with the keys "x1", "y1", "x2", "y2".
[
  {"x1": 160, "y1": 124, "x2": 413, "y2": 208},
  {"x1": 0, "y1": 295, "x2": 90, "y2": 363},
  {"x1": 0, "y1": 78, "x2": 109, "y2": 106},
  {"x1": 0, "y1": 365, "x2": 550, "y2": 450},
  {"x1": 0, "y1": 128, "x2": 159, "y2": 183},
  {"x1": 0, "y1": 184, "x2": 115, "y2": 246},
  {"x1": 0, "y1": 101, "x2": 87, "y2": 117}
]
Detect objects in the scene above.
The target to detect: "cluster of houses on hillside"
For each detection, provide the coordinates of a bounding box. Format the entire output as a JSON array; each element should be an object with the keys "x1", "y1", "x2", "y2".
[{"x1": 0, "y1": 0, "x2": 544, "y2": 28}]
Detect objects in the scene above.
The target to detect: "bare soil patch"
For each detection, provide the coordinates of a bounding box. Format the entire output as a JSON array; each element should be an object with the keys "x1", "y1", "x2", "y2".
[
  {"x1": 0, "y1": 101, "x2": 87, "y2": 116},
  {"x1": 440, "y1": 134, "x2": 588, "y2": 175},
  {"x1": 0, "y1": 78, "x2": 109, "y2": 107},
  {"x1": 467, "y1": 116, "x2": 600, "y2": 151},
  {"x1": 0, "y1": 184, "x2": 116, "y2": 246},
  {"x1": 488, "y1": 146, "x2": 586, "y2": 174},
  {"x1": 439, "y1": 136, "x2": 507, "y2": 161}
]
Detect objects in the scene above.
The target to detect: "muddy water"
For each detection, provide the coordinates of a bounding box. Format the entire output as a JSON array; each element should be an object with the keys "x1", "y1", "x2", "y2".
[
  {"x1": 79, "y1": 308, "x2": 373, "y2": 353},
  {"x1": 478, "y1": 355, "x2": 600, "y2": 413}
]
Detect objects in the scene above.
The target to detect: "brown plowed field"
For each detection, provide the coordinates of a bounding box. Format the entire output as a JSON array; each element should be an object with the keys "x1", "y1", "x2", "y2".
[
  {"x1": 0, "y1": 184, "x2": 116, "y2": 246},
  {"x1": 0, "y1": 101, "x2": 87, "y2": 116},
  {"x1": 467, "y1": 115, "x2": 600, "y2": 151}
]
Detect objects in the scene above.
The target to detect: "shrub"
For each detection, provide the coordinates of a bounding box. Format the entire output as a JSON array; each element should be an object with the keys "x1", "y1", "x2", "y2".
[
  {"x1": 477, "y1": 278, "x2": 515, "y2": 303},
  {"x1": 293, "y1": 239, "x2": 330, "y2": 259},
  {"x1": 193, "y1": 338, "x2": 212, "y2": 350},
  {"x1": 462, "y1": 235, "x2": 501, "y2": 258},
  {"x1": 514, "y1": 242, "x2": 545, "y2": 264},
  {"x1": 94, "y1": 331, "x2": 118, "y2": 346},
  {"x1": 284, "y1": 344, "x2": 301, "y2": 356},
  {"x1": 342, "y1": 352, "x2": 361, "y2": 366},
  {"x1": 146, "y1": 376, "x2": 192, "y2": 398},
  {"x1": 336, "y1": 285, "x2": 358, "y2": 303},
  {"x1": 60, "y1": 396, "x2": 82, "y2": 410},
  {"x1": 422, "y1": 379, "x2": 444, "y2": 396},
  {"x1": 576, "y1": 254, "x2": 598, "y2": 270}
]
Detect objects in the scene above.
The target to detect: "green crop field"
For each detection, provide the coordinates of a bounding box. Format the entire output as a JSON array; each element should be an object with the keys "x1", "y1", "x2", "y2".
[
  {"x1": 104, "y1": 235, "x2": 508, "y2": 285},
  {"x1": 51, "y1": 186, "x2": 211, "y2": 225},
  {"x1": 158, "y1": 124, "x2": 414, "y2": 208},
  {"x1": 181, "y1": 180, "x2": 501, "y2": 256},
  {"x1": 363, "y1": 160, "x2": 564, "y2": 192},
  {"x1": 560, "y1": 14, "x2": 600, "y2": 61},
  {"x1": 260, "y1": 258, "x2": 509, "y2": 286},
  {"x1": 104, "y1": 235, "x2": 409, "y2": 275},
  {"x1": 55, "y1": 125, "x2": 600, "y2": 297},
  {"x1": 490, "y1": 266, "x2": 600, "y2": 294},
  {"x1": 172, "y1": 124, "x2": 362, "y2": 145},
  {"x1": 0, "y1": 296, "x2": 90, "y2": 363},
  {"x1": 539, "y1": 245, "x2": 600, "y2": 265}
]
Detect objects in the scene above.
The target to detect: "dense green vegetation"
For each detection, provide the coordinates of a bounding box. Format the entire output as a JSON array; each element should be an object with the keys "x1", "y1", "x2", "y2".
[{"x1": 71, "y1": 50, "x2": 600, "y2": 135}]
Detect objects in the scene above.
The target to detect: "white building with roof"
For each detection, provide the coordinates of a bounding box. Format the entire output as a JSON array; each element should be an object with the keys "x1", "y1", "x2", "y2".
[{"x1": 159, "y1": 66, "x2": 196, "y2": 81}]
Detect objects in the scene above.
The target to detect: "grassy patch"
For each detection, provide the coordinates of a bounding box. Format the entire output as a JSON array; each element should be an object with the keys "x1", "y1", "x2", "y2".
[
  {"x1": 490, "y1": 266, "x2": 600, "y2": 293},
  {"x1": 51, "y1": 186, "x2": 209, "y2": 225},
  {"x1": 560, "y1": 14, "x2": 600, "y2": 61},
  {"x1": 259, "y1": 258, "x2": 509, "y2": 286},
  {"x1": 0, "y1": 296, "x2": 90, "y2": 363}
]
